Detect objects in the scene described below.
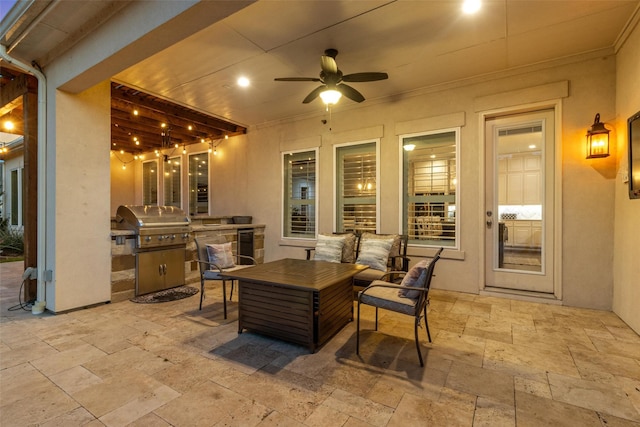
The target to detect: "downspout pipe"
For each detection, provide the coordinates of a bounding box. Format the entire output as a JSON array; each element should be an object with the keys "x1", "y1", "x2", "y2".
[{"x1": 0, "y1": 45, "x2": 48, "y2": 314}]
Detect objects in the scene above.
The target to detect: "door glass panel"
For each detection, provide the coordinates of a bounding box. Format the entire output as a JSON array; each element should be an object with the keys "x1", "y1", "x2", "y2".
[{"x1": 495, "y1": 124, "x2": 543, "y2": 272}]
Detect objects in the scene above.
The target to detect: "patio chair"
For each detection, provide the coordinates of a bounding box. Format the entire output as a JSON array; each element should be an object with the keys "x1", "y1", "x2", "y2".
[
  {"x1": 194, "y1": 236, "x2": 257, "y2": 318},
  {"x1": 356, "y1": 247, "x2": 443, "y2": 366},
  {"x1": 352, "y1": 233, "x2": 410, "y2": 292}
]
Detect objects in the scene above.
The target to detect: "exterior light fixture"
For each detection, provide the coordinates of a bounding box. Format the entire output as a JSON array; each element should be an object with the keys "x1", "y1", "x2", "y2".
[
  {"x1": 462, "y1": 0, "x2": 481, "y2": 14},
  {"x1": 319, "y1": 89, "x2": 342, "y2": 105},
  {"x1": 586, "y1": 113, "x2": 610, "y2": 159}
]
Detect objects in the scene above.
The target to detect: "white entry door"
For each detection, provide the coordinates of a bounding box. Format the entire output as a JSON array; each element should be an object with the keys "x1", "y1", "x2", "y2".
[{"x1": 485, "y1": 109, "x2": 555, "y2": 294}]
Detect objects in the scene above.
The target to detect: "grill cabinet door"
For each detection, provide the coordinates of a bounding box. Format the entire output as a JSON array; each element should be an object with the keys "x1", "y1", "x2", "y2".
[
  {"x1": 136, "y1": 247, "x2": 186, "y2": 295},
  {"x1": 163, "y1": 247, "x2": 186, "y2": 288},
  {"x1": 137, "y1": 250, "x2": 166, "y2": 295}
]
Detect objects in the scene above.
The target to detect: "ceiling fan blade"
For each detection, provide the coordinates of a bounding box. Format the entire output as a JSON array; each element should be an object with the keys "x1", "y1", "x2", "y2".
[
  {"x1": 274, "y1": 77, "x2": 321, "y2": 82},
  {"x1": 320, "y1": 55, "x2": 338, "y2": 75},
  {"x1": 337, "y1": 84, "x2": 365, "y2": 103},
  {"x1": 342, "y1": 72, "x2": 389, "y2": 82},
  {"x1": 302, "y1": 85, "x2": 326, "y2": 104}
]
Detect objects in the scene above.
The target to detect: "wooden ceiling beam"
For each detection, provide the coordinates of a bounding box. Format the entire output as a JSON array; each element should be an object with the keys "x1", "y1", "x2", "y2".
[{"x1": 111, "y1": 83, "x2": 246, "y2": 136}]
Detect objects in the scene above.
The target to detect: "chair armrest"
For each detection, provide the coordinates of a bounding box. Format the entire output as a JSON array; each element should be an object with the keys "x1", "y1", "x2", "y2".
[
  {"x1": 358, "y1": 281, "x2": 429, "y2": 302},
  {"x1": 379, "y1": 270, "x2": 407, "y2": 283},
  {"x1": 236, "y1": 254, "x2": 257, "y2": 265},
  {"x1": 388, "y1": 255, "x2": 411, "y2": 272},
  {"x1": 305, "y1": 248, "x2": 314, "y2": 260},
  {"x1": 195, "y1": 258, "x2": 225, "y2": 272}
]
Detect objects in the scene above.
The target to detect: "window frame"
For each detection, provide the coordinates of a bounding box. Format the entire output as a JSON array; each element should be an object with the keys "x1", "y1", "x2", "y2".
[
  {"x1": 281, "y1": 148, "x2": 318, "y2": 240},
  {"x1": 188, "y1": 151, "x2": 210, "y2": 216},
  {"x1": 163, "y1": 155, "x2": 182, "y2": 208},
  {"x1": 334, "y1": 139, "x2": 380, "y2": 233},
  {"x1": 9, "y1": 167, "x2": 23, "y2": 227},
  {"x1": 399, "y1": 128, "x2": 460, "y2": 249},
  {"x1": 142, "y1": 159, "x2": 159, "y2": 206}
]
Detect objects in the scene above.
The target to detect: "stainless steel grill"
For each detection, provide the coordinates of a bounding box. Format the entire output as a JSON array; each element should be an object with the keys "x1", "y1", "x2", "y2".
[{"x1": 116, "y1": 205, "x2": 191, "y2": 295}]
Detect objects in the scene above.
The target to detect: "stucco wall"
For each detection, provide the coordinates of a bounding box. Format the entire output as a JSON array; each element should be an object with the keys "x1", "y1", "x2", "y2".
[
  {"x1": 613, "y1": 18, "x2": 640, "y2": 334},
  {"x1": 48, "y1": 81, "x2": 112, "y2": 312},
  {"x1": 230, "y1": 53, "x2": 618, "y2": 310}
]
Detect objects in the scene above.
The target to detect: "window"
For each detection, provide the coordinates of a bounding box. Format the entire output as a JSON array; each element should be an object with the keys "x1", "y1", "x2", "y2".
[
  {"x1": 283, "y1": 149, "x2": 317, "y2": 238},
  {"x1": 142, "y1": 160, "x2": 158, "y2": 205},
  {"x1": 401, "y1": 130, "x2": 459, "y2": 248},
  {"x1": 189, "y1": 153, "x2": 208, "y2": 215},
  {"x1": 0, "y1": 160, "x2": 4, "y2": 220},
  {"x1": 9, "y1": 167, "x2": 23, "y2": 226},
  {"x1": 163, "y1": 156, "x2": 181, "y2": 208},
  {"x1": 336, "y1": 141, "x2": 378, "y2": 233}
]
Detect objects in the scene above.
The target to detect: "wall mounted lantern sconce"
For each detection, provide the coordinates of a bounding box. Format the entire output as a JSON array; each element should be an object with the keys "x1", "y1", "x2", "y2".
[{"x1": 586, "y1": 113, "x2": 610, "y2": 159}]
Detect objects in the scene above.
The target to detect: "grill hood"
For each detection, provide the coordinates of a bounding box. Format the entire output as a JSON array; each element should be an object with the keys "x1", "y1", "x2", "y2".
[{"x1": 116, "y1": 205, "x2": 190, "y2": 230}]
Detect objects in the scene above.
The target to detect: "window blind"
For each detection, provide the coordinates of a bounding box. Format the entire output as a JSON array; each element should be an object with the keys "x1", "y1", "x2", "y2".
[{"x1": 283, "y1": 151, "x2": 316, "y2": 238}]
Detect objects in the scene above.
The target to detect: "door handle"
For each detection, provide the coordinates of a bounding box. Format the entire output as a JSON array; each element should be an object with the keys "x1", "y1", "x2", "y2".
[{"x1": 486, "y1": 219, "x2": 493, "y2": 228}]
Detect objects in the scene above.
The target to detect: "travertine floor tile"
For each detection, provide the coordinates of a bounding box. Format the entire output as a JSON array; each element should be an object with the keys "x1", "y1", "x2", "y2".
[
  {"x1": 445, "y1": 361, "x2": 515, "y2": 405},
  {"x1": 548, "y1": 372, "x2": 640, "y2": 422},
  {"x1": 152, "y1": 380, "x2": 271, "y2": 427},
  {"x1": 323, "y1": 388, "x2": 394, "y2": 426},
  {"x1": 2, "y1": 261, "x2": 640, "y2": 427}
]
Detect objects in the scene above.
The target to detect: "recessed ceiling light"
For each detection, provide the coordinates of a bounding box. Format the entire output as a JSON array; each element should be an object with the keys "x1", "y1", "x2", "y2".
[
  {"x1": 462, "y1": 0, "x2": 481, "y2": 14},
  {"x1": 237, "y1": 76, "x2": 250, "y2": 87},
  {"x1": 529, "y1": 144, "x2": 537, "y2": 149}
]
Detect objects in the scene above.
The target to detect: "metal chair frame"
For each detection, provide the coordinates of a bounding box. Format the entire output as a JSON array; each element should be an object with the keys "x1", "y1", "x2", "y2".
[
  {"x1": 356, "y1": 248, "x2": 443, "y2": 366},
  {"x1": 194, "y1": 237, "x2": 256, "y2": 318}
]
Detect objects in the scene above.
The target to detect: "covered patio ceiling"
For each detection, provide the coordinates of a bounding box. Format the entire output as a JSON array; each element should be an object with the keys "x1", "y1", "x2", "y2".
[{"x1": 1, "y1": 0, "x2": 639, "y2": 156}]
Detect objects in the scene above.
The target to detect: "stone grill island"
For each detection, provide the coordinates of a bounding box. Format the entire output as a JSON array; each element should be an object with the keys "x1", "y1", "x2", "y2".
[{"x1": 110, "y1": 216, "x2": 264, "y2": 302}]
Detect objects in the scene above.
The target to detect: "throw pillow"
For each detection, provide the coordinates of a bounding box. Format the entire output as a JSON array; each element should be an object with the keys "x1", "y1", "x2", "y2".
[
  {"x1": 341, "y1": 233, "x2": 357, "y2": 263},
  {"x1": 314, "y1": 234, "x2": 346, "y2": 263},
  {"x1": 206, "y1": 242, "x2": 235, "y2": 269},
  {"x1": 398, "y1": 259, "x2": 429, "y2": 299},
  {"x1": 361, "y1": 232, "x2": 402, "y2": 262},
  {"x1": 356, "y1": 238, "x2": 393, "y2": 271}
]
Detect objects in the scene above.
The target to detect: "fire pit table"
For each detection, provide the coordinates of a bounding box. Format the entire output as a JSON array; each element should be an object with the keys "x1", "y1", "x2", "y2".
[{"x1": 222, "y1": 258, "x2": 367, "y2": 352}]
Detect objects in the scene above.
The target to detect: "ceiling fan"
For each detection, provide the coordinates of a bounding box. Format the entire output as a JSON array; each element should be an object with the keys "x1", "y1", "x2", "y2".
[{"x1": 274, "y1": 48, "x2": 388, "y2": 104}]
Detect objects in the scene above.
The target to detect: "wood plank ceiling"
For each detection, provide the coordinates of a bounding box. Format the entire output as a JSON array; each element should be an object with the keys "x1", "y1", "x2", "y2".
[
  {"x1": 111, "y1": 82, "x2": 246, "y2": 154},
  {"x1": 1, "y1": 71, "x2": 247, "y2": 155}
]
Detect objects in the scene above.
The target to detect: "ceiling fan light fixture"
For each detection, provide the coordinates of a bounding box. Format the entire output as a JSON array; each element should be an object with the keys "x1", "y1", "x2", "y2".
[{"x1": 320, "y1": 89, "x2": 341, "y2": 105}]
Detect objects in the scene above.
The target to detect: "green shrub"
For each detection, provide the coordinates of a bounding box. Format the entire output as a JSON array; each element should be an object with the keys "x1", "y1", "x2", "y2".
[{"x1": 0, "y1": 226, "x2": 24, "y2": 256}]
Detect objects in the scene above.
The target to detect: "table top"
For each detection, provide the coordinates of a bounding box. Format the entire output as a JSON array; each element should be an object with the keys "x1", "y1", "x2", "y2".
[{"x1": 221, "y1": 258, "x2": 368, "y2": 291}]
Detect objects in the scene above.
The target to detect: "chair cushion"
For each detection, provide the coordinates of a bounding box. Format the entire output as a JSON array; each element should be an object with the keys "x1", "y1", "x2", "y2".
[
  {"x1": 356, "y1": 237, "x2": 393, "y2": 271},
  {"x1": 206, "y1": 242, "x2": 235, "y2": 269},
  {"x1": 353, "y1": 268, "x2": 387, "y2": 282},
  {"x1": 359, "y1": 283, "x2": 417, "y2": 316},
  {"x1": 314, "y1": 234, "x2": 346, "y2": 263},
  {"x1": 203, "y1": 264, "x2": 253, "y2": 279},
  {"x1": 398, "y1": 259, "x2": 429, "y2": 298}
]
